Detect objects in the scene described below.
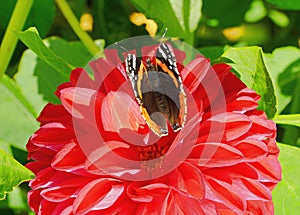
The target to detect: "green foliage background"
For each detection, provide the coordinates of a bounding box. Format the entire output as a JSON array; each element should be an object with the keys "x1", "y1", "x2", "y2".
[{"x1": 0, "y1": 0, "x2": 299, "y2": 214}]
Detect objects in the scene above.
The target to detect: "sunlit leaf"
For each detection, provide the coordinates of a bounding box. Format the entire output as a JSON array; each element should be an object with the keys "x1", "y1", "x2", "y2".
[
  {"x1": 222, "y1": 46, "x2": 277, "y2": 118},
  {"x1": 0, "y1": 149, "x2": 34, "y2": 200},
  {"x1": 17, "y1": 30, "x2": 103, "y2": 104},
  {"x1": 0, "y1": 75, "x2": 38, "y2": 151},
  {"x1": 18, "y1": 27, "x2": 73, "y2": 78},
  {"x1": 273, "y1": 143, "x2": 300, "y2": 214},
  {"x1": 263, "y1": 47, "x2": 300, "y2": 113},
  {"x1": 274, "y1": 114, "x2": 300, "y2": 127}
]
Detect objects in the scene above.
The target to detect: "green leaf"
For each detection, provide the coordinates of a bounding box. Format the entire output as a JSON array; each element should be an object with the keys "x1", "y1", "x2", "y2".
[
  {"x1": 16, "y1": 32, "x2": 102, "y2": 104},
  {"x1": 274, "y1": 114, "x2": 300, "y2": 127},
  {"x1": 198, "y1": 46, "x2": 227, "y2": 61},
  {"x1": 202, "y1": 0, "x2": 252, "y2": 28},
  {"x1": 185, "y1": 0, "x2": 203, "y2": 32},
  {"x1": 0, "y1": 75, "x2": 38, "y2": 151},
  {"x1": 280, "y1": 59, "x2": 300, "y2": 145},
  {"x1": 221, "y1": 46, "x2": 277, "y2": 118},
  {"x1": 0, "y1": 149, "x2": 34, "y2": 200},
  {"x1": 263, "y1": 46, "x2": 300, "y2": 113},
  {"x1": 18, "y1": 27, "x2": 73, "y2": 78},
  {"x1": 130, "y1": 0, "x2": 202, "y2": 44},
  {"x1": 266, "y1": 0, "x2": 300, "y2": 10},
  {"x1": 273, "y1": 143, "x2": 300, "y2": 214},
  {"x1": 15, "y1": 50, "x2": 46, "y2": 114},
  {"x1": 0, "y1": 0, "x2": 56, "y2": 37}
]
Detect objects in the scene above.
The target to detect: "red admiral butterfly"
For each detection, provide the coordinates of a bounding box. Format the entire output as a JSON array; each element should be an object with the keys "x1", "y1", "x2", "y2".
[{"x1": 125, "y1": 42, "x2": 186, "y2": 136}]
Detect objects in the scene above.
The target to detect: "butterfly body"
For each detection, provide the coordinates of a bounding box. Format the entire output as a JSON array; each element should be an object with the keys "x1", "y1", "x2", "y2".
[{"x1": 125, "y1": 43, "x2": 186, "y2": 136}]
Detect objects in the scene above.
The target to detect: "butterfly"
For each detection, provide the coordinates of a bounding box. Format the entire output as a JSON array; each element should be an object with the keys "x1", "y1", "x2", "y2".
[{"x1": 125, "y1": 42, "x2": 186, "y2": 136}]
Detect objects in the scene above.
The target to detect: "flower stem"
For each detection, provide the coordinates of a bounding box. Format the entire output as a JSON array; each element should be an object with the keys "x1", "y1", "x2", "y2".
[
  {"x1": 0, "y1": 0, "x2": 34, "y2": 80},
  {"x1": 55, "y1": 0, "x2": 100, "y2": 56}
]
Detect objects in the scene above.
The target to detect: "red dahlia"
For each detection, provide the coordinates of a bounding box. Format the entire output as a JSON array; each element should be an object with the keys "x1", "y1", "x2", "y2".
[{"x1": 26, "y1": 42, "x2": 281, "y2": 215}]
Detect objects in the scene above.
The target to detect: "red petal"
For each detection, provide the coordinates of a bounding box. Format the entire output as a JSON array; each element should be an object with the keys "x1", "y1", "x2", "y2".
[
  {"x1": 266, "y1": 138, "x2": 280, "y2": 156},
  {"x1": 30, "y1": 166, "x2": 93, "y2": 189},
  {"x1": 73, "y1": 178, "x2": 124, "y2": 214},
  {"x1": 55, "y1": 82, "x2": 73, "y2": 98},
  {"x1": 182, "y1": 57, "x2": 211, "y2": 94},
  {"x1": 190, "y1": 62, "x2": 229, "y2": 112},
  {"x1": 39, "y1": 198, "x2": 75, "y2": 215},
  {"x1": 189, "y1": 143, "x2": 243, "y2": 167},
  {"x1": 207, "y1": 178, "x2": 246, "y2": 211},
  {"x1": 28, "y1": 189, "x2": 43, "y2": 212},
  {"x1": 226, "y1": 96, "x2": 258, "y2": 113},
  {"x1": 136, "y1": 195, "x2": 168, "y2": 215},
  {"x1": 51, "y1": 141, "x2": 86, "y2": 170},
  {"x1": 128, "y1": 182, "x2": 169, "y2": 203},
  {"x1": 26, "y1": 161, "x2": 48, "y2": 174},
  {"x1": 136, "y1": 189, "x2": 209, "y2": 215},
  {"x1": 169, "y1": 190, "x2": 211, "y2": 215},
  {"x1": 203, "y1": 163, "x2": 259, "y2": 183},
  {"x1": 101, "y1": 91, "x2": 145, "y2": 132},
  {"x1": 31, "y1": 122, "x2": 74, "y2": 146},
  {"x1": 90, "y1": 57, "x2": 126, "y2": 93},
  {"x1": 234, "y1": 139, "x2": 268, "y2": 160},
  {"x1": 41, "y1": 186, "x2": 78, "y2": 202},
  {"x1": 240, "y1": 178, "x2": 272, "y2": 200},
  {"x1": 200, "y1": 113, "x2": 252, "y2": 142},
  {"x1": 250, "y1": 157, "x2": 282, "y2": 181},
  {"x1": 141, "y1": 44, "x2": 157, "y2": 62},
  {"x1": 173, "y1": 48, "x2": 186, "y2": 67},
  {"x1": 70, "y1": 68, "x2": 94, "y2": 89},
  {"x1": 227, "y1": 92, "x2": 260, "y2": 115},
  {"x1": 39, "y1": 199, "x2": 57, "y2": 215},
  {"x1": 248, "y1": 115, "x2": 276, "y2": 136},
  {"x1": 59, "y1": 87, "x2": 97, "y2": 119},
  {"x1": 29, "y1": 147, "x2": 56, "y2": 164},
  {"x1": 247, "y1": 200, "x2": 274, "y2": 215},
  {"x1": 218, "y1": 67, "x2": 246, "y2": 97},
  {"x1": 172, "y1": 162, "x2": 205, "y2": 199},
  {"x1": 37, "y1": 104, "x2": 71, "y2": 125},
  {"x1": 104, "y1": 48, "x2": 122, "y2": 66},
  {"x1": 86, "y1": 193, "x2": 137, "y2": 215},
  {"x1": 85, "y1": 140, "x2": 142, "y2": 178},
  {"x1": 29, "y1": 167, "x2": 56, "y2": 189}
]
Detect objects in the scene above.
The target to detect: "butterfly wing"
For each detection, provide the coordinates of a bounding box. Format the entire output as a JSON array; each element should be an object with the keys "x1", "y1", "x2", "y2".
[
  {"x1": 125, "y1": 43, "x2": 186, "y2": 136},
  {"x1": 125, "y1": 53, "x2": 168, "y2": 136},
  {"x1": 155, "y1": 43, "x2": 186, "y2": 131},
  {"x1": 125, "y1": 53, "x2": 141, "y2": 100}
]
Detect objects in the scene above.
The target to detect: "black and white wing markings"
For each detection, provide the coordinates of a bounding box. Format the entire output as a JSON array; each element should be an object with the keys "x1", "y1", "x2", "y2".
[
  {"x1": 124, "y1": 43, "x2": 186, "y2": 136},
  {"x1": 156, "y1": 43, "x2": 180, "y2": 77},
  {"x1": 125, "y1": 53, "x2": 141, "y2": 99},
  {"x1": 154, "y1": 43, "x2": 186, "y2": 132}
]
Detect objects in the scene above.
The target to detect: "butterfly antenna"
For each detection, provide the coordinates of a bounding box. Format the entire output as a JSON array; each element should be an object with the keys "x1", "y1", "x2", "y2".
[
  {"x1": 115, "y1": 42, "x2": 129, "y2": 52},
  {"x1": 149, "y1": 28, "x2": 168, "y2": 59},
  {"x1": 158, "y1": 28, "x2": 168, "y2": 47}
]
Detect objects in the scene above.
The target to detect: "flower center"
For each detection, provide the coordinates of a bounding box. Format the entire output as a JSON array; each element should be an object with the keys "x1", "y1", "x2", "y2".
[
  {"x1": 137, "y1": 144, "x2": 169, "y2": 172},
  {"x1": 137, "y1": 144, "x2": 168, "y2": 161}
]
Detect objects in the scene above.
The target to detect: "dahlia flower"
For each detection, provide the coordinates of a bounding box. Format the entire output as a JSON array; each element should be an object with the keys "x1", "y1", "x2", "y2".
[{"x1": 26, "y1": 39, "x2": 281, "y2": 214}]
